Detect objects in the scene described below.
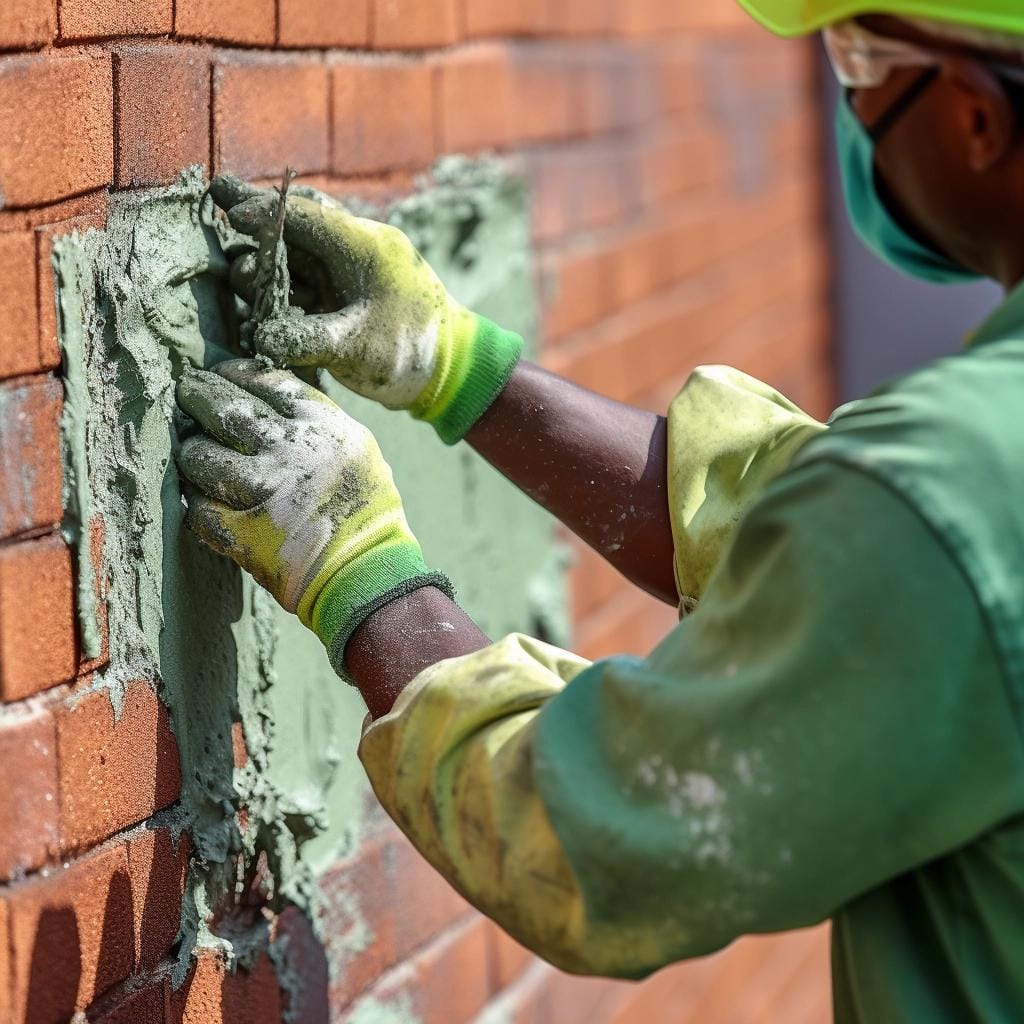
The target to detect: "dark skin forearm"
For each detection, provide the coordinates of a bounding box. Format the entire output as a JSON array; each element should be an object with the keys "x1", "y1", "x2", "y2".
[
  {"x1": 345, "y1": 587, "x2": 490, "y2": 718},
  {"x1": 465, "y1": 361, "x2": 678, "y2": 606},
  {"x1": 347, "y1": 364, "x2": 679, "y2": 718}
]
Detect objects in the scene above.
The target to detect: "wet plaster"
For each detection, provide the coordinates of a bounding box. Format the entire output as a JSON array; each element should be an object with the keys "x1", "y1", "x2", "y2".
[{"x1": 54, "y1": 161, "x2": 565, "y2": 1013}]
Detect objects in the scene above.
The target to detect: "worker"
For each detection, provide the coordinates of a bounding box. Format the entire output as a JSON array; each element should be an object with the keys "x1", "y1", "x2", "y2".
[{"x1": 176, "y1": 2, "x2": 1024, "y2": 1018}]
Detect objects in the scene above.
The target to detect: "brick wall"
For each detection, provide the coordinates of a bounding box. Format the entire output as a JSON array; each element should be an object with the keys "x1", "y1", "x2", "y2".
[{"x1": 0, "y1": 1, "x2": 834, "y2": 1022}]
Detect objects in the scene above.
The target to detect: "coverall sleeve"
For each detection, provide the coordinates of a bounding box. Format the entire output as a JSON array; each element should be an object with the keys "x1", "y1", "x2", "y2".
[
  {"x1": 359, "y1": 422, "x2": 1024, "y2": 981},
  {"x1": 666, "y1": 365, "x2": 826, "y2": 609}
]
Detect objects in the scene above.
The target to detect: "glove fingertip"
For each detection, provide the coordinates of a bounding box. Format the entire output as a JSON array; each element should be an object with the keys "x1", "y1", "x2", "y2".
[{"x1": 211, "y1": 173, "x2": 266, "y2": 211}]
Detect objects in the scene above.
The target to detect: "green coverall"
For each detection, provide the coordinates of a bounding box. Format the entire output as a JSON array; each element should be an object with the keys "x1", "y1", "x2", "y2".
[{"x1": 360, "y1": 284, "x2": 1024, "y2": 1022}]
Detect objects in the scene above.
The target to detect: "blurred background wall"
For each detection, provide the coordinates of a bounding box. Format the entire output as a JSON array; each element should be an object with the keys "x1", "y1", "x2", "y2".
[{"x1": 0, "y1": 0, "x2": 964, "y2": 1020}]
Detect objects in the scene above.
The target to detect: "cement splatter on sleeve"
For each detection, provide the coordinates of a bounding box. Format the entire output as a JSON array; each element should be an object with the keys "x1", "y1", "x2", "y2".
[
  {"x1": 360, "y1": 460, "x2": 1023, "y2": 979},
  {"x1": 666, "y1": 366, "x2": 827, "y2": 611}
]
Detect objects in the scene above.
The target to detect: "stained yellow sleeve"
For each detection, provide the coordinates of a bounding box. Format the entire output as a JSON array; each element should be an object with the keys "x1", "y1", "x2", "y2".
[
  {"x1": 359, "y1": 367, "x2": 827, "y2": 976},
  {"x1": 667, "y1": 365, "x2": 826, "y2": 609},
  {"x1": 358, "y1": 634, "x2": 608, "y2": 973}
]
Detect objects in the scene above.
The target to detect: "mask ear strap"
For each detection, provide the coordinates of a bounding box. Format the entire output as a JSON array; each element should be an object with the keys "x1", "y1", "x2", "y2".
[{"x1": 868, "y1": 66, "x2": 942, "y2": 144}]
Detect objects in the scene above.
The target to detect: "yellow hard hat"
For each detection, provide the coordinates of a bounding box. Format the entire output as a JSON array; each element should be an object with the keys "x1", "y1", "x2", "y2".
[{"x1": 736, "y1": 0, "x2": 1024, "y2": 38}]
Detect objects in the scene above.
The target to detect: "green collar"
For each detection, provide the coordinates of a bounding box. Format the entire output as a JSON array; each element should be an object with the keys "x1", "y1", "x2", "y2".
[{"x1": 968, "y1": 281, "x2": 1024, "y2": 349}]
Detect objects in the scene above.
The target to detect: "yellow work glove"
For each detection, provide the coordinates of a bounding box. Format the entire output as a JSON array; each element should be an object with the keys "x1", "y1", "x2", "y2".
[
  {"x1": 210, "y1": 174, "x2": 524, "y2": 445},
  {"x1": 176, "y1": 359, "x2": 451, "y2": 673}
]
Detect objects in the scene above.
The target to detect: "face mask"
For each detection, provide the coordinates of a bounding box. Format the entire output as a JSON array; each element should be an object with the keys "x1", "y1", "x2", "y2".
[{"x1": 835, "y1": 87, "x2": 983, "y2": 285}]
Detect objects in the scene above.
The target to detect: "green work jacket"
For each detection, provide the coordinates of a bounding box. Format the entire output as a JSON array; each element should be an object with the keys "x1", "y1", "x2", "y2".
[{"x1": 360, "y1": 283, "x2": 1024, "y2": 1022}]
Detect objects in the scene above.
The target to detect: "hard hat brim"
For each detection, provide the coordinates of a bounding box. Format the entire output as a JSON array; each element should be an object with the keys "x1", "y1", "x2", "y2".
[{"x1": 736, "y1": 0, "x2": 1024, "y2": 39}]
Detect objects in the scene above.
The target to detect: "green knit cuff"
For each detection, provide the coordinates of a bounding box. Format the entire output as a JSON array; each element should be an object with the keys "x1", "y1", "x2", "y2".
[
  {"x1": 310, "y1": 540, "x2": 454, "y2": 679},
  {"x1": 428, "y1": 315, "x2": 523, "y2": 446}
]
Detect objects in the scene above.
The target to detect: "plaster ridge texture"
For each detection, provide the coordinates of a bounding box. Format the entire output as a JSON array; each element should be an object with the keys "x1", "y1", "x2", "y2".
[{"x1": 53, "y1": 161, "x2": 566, "y2": 997}]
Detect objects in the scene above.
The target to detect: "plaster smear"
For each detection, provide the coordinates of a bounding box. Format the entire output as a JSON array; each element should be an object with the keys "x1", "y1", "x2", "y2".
[{"x1": 55, "y1": 163, "x2": 566, "y2": 1005}]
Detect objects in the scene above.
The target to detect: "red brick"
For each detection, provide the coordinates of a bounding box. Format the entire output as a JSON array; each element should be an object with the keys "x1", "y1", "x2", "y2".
[
  {"x1": 488, "y1": 922, "x2": 532, "y2": 989},
  {"x1": 0, "y1": 706, "x2": 58, "y2": 881},
  {"x1": 0, "y1": 232, "x2": 42, "y2": 378},
  {"x1": 353, "y1": 916, "x2": 492, "y2": 1024},
  {"x1": 0, "y1": 377, "x2": 63, "y2": 543},
  {"x1": 274, "y1": 907, "x2": 329, "y2": 1024},
  {"x1": 126, "y1": 827, "x2": 189, "y2": 972},
  {"x1": 508, "y1": 49, "x2": 579, "y2": 144},
  {"x1": 169, "y1": 951, "x2": 283, "y2": 1024},
  {"x1": 36, "y1": 194, "x2": 110, "y2": 369},
  {"x1": 114, "y1": 45, "x2": 210, "y2": 189},
  {"x1": 321, "y1": 833, "x2": 396, "y2": 1009},
  {"x1": 175, "y1": 0, "x2": 275, "y2": 45},
  {"x1": 0, "y1": 0, "x2": 54, "y2": 50},
  {"x1": 91, "y1": 979, "x2": 168, "y2": 1024},
  {"x1": 541, "y1": 244, "x2": 614, "y2": 342},
  {"x1": 436, "y1": 44, "x2": 513, "y2": 154},
  {"x1": 389, "y1": 832, "x2": 472, "y2": 959},
  {"x1": 0, "y1": 534, "x2": 77, "y2": 702},
  {"x1": 213, "y1": 56, "x2": 329, "y2": 179},
  {"x1": 59, "y1": 0, "x2": 172, "y2": 40},
  {"x1": 463, "y1": 0, "x2": 547, "y2": 38},
  {"x1": 56, "y1": 682, "x2": 181, "y2": 852},
  {"x1": 2, "y1": 839, "x2": 134, "y2": 1024},
  {"x1": 0, "y1": 898, "x2": 9, "y2": 1022},
  {"x1": 279, "y1": 0, "x2": 369, "y2": 48},
  {"x1": 0, "y1": 53, "x2": 113, "y2": 209},
  {"x1": 332, "y1": 56, "x2": 435, "y2": 176},
  {"x1": 373, "y1": 0, "x2": 459, "y2": 49}
]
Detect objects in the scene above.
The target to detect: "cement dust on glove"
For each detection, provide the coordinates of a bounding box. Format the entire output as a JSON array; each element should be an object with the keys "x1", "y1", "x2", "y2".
[
  {"x1": 211, "y1": 174, "x2": 523, "y2": 444},
  {"x1": 176, "y1": 358, "x2": 451, "y2": 674}
]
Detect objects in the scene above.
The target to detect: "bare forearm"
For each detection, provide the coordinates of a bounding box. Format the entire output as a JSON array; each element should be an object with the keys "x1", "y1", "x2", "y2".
[
  {"x1": 345, "y1": 587, "x2": 490, "y2": 718},
  {"x1": 466, "y1": 361, "x2": 677, "y2": 605}
]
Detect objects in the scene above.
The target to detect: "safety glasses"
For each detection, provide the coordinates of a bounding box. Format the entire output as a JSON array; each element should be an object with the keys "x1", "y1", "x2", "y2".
[
  {"x1": 824, "y1": 21, "x2": 938, "y2": 88},
  {"x1": 825, "y1": 19, "x2": 1024, "y2": 92}
]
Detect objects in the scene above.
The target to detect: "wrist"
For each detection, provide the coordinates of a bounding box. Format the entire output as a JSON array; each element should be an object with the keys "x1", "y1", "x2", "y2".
[
  {"x1": 411, "y1": 312, "x2": 524, "y2": 445},
  {"x1": 308, "y1": 540, "x2": 454, "y2": 679}
]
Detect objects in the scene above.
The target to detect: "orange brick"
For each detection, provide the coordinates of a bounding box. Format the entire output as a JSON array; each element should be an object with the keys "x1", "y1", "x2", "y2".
[
  {"x1": 214, "y1": 55, "x2": 329, "y2": 179},
  {"x1": 508, "y1": 48, "x2": 578, "y2": 144},
  {"x1": 332, "y1": 56, "x2": 435, "y2": 176},
  {"x1": 0, "y1": 378, "x2": 63, "y2": 542},
  {"x1": 0, "y1": 53, "x2": 113, "y2": 209},
  {"x1": 59, "y1": 0, "x2": 172, "y2": 40},
  {"x1": 488, "y1": 922, "x2": 533, "y2": 988},
  {"x1": 463, "y1": 0, "x2": 547, "y2": 37},
  {"x1": 170, "y1": 951, "x2": 283, "y2": 1024},
  {"x1": 541, "y1": 244, "x2": 614, "y2": 342},
  {"x1": 127, "y1": 827, "x2": 190, "y2": 971},
  {"x1": 0, "y1": 898, "x2": 9, "y2": 1022},
  {"x1": 0, "y1": 0, "x2": 54, "y2": 49},
  {"x1": 91, "y1": 980, "x2": 167, "y2": 1024},
  {"x1": 0, "y1": 534, "x2": 77, "y2": 702},
  {"x1": 545, "y1": 0, "x2": 613, "y2": 35},
  {"x1": 279, "y1": 0, "x2": 369, "y2": 48},
  {"x1": 275, "y1": 906, "x2": 330, "y2": 1023},
  {"x1": 175, "y1": 0, "x2": 275, "y2": 45},
  {"x1": 390, "y1": 832, "x2": 472, "y2": 958},
  {"x1": 0, "y1": 706, "x2": 58, "y2": 882},
  {"x1": 56, "y1": 682, "x2": 181, "y2": 852},
  {"x1": 436, "y1": 43, "x2": 513, "y2": 154},
  {"x1": 114, "y1": 44, "x2": 210, "y2": 189},
  {"x1": 356, "y1": 916, "x2": 492, "y2": 1024},
  {"x1": 0, "y1": 233, "x2": 42, "y2": 378},
  {"x1": 2, "y1": 839, "x2": 134, "y2": 1023},
  {"x1": 36, "y1": 194, "x2": 110, "y2": 369},
  {"x1": 372, "y1": 0, "x2": 459, "y2": 49}
]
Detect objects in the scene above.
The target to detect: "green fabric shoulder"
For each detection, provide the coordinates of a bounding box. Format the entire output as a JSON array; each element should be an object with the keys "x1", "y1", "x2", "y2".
[{"x1": 791, "y1": 337, "x2": 1024, "y2": 732}]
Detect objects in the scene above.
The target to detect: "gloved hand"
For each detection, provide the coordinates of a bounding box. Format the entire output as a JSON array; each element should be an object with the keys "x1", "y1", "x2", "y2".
[
  {"x1": 210, "y1": 174, "x2": 524, "y2": 445},
  {"x1": 176, "y1": 358, "x2": 451, "y2": 673}
]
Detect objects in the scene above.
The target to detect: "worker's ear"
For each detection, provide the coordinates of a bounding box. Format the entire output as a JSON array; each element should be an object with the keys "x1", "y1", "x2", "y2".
[{"x1": 941, "y1": 57, "x2": 1017, "y2": 173}]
